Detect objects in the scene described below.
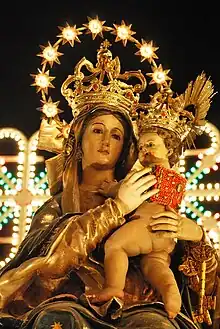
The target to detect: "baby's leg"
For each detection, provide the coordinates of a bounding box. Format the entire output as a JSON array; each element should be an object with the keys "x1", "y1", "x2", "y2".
[
  {"x1": 104, "y1": 238, "x2": 129, "y2": 296},
  {"x1": 140, "y1": 251, "x2": 181, "y2": 319},
  {"x1": 89, "y1": 240, "x2": 128, "y2": 302},
  {"x1": 90, "y1": 220, "x2": 152, "y2": 303}
]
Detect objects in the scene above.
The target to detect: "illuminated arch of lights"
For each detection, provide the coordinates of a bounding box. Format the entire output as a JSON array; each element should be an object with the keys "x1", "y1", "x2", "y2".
[
  {"x1": 0, "y1": 122, "x2": 219, "y2": 268},
  {"x1": 0, "y1": 128, "x2": 50, "y2": 268}
]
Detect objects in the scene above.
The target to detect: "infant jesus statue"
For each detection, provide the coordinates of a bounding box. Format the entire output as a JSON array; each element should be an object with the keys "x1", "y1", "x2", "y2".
[{"x1": 93, "y1": 123, "x2": 187, "y2": 319}]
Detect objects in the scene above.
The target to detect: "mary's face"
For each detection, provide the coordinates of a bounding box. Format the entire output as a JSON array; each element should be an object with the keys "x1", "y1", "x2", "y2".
[{"x1": 81, "y1": 114, "x2": 124, "y2": 170}]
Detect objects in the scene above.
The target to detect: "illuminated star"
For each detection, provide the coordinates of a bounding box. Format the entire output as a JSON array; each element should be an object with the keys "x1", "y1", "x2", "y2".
[
  {"x1": 39, "y1": 97, "x2": 63, "y2": 119},
  {"x1": 135, "y1": 39, "x2": 158, "y2": 63},
  {"x1": 31, "y1": 69, "x2": 55, "y2": 94},
  {"x1": 147, "y1": 64, "x2": 171, "y2": 87},
  {"x1": 57, "y1": 23, "x2": 83, "y2": 47},
  {"x1": 51, "y1": 322, "x2": 63, "y2": 329},
  {"x1": 83, "y1": 16, "x2": 112, "y2": 40},
  {"x1": 111, "y1": 20, "x2": 136, "y2": 46},
  {"x1": 37, "y1": 42, "x2": 63, "y2": 67}
]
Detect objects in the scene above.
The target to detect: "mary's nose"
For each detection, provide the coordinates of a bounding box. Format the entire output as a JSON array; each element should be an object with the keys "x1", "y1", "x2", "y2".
[{"x1": 102, "y1": 133, "x2": 110, "y2": 146}]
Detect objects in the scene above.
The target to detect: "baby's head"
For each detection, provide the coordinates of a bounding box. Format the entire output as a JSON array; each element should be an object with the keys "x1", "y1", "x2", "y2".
[{"x1": 138, "y1": 128, "x2": 182, "y2": 168}]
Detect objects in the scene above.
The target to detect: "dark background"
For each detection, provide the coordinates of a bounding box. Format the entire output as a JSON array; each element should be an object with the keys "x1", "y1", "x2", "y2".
[{"x1": 0, "y1": 0, "x2": 220, "y2": 137}]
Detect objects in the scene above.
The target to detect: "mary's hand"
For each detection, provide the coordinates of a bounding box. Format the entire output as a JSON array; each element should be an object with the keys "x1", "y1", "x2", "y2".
[
  {"x1": 149, "y1": 205, "x2": 203, "y2": 242},
  {"x1": 116, "y1": 167, "x2": 159, "y2": 216}
]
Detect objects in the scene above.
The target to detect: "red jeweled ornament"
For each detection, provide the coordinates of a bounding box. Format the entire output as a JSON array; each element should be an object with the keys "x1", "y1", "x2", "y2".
[{"x1": 150, "y1": 165, "x2": 187, "y2": 209}]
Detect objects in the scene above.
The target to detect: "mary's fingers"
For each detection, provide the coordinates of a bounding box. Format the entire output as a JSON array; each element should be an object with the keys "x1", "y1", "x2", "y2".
[
  {"x1": 149, "y1": 218, "x2": 179, "y2": 227},
  {"x1": 127, "y1": 166, "x2": 152, "y2": 184},
  {"x1": 138, "y1": 179, "x2": 157, "y2": 195},
  {"x1": 151, "y1": 211, "x2": 179, "y2": 220},
  {"x1": 141, "y1": 188, "x2": 159, "y2": 202},
  {"x1": 154, "y1": 231, "x2": 177, "y2": 239},
  {"x1": 151, "y1": 224, "x2": 178, "y2": 232},
  {"x1": 124, "y1": 169, "x2": 137, "y2": 181},
  {"x1": 136, "y1": 177, "x2": 157, "y2": 193}
]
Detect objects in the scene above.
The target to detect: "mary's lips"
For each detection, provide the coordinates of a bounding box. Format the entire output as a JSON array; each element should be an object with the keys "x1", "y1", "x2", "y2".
[{"x1": 98, "y1": 149, "x2": 110, "y2": 154}]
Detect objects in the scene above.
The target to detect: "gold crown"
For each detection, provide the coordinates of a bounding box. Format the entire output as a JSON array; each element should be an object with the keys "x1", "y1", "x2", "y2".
[
  {"x1": 60, "y1": 40, "x2": 146, "y2": 118},
  {"x1": 134, "y1": 73, "x2": 215, "y2": 147}
]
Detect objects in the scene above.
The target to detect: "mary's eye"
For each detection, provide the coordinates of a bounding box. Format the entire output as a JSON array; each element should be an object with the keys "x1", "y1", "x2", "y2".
[
  {"x1": 148, "y1": 142, "x2": 154, "y2": 147},
  {"x1": 139, "y1": 146, "x2": 143, "y2": 151},
  {"x1": 93, "y1": 128, "x2": 103, "y2": 134},
  {"x1": 112, "y1": 134, "x2": 121, "y2": 141}
]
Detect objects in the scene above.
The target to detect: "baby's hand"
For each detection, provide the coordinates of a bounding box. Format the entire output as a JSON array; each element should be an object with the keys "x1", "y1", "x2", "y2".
[{"x1": 98, "y1": 180, "x2": 120, "y2": 198}]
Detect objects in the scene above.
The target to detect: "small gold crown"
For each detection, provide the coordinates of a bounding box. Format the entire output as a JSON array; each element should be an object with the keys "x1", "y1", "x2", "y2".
[
  {"x1": 61, "y1": 40, "x2": 147, "y2": 118},
  {"x1": 134, "y1": 73, "x2": 215, "y2": 147}
]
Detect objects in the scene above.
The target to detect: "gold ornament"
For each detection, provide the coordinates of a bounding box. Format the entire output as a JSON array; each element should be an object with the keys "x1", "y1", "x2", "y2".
[
  {"x1": 147, "y1": 64, "x2": 171, "y2": 86},
  {"x1": 83, "y1": 16, "x2": 112, "y2": 40},
  {"x1": 31, "y1": 17, "x2": 215, "y2": 156},
  {"x1": 31, "y1": 69, "x2": 55, "y2": 95},
  {"x1": 39, "y1": 97, "x2": 63, "y2": 120},
  {"x1": 57, "y1": 23, "x2": 83, "y2": 47},
  {"x1": 135, "y1": 39, "x2": 159, "y2": 63},
  {"x1": 134, "y1": 72, "x2": 215, "y2": 150},
  {"x1": 111, "y1": 20, "x2": 136, "y2": 46},
  {"x1": 37, "y1": 41, "x2": 63, "y2": 67},
  {"x1": 60, "y1": 39, "x2": 146, "y2": 118}
]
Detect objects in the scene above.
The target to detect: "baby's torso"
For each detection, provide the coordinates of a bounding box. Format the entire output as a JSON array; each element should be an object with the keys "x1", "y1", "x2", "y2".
[{"x1": 135, "y1": 202, "x2": 165, "y2": 219}]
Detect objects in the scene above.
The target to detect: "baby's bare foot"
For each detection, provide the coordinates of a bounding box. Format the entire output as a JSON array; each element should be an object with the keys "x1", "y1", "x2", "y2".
[{"x1": 162, "y1": 286, "x2": 181, "y2": 319}]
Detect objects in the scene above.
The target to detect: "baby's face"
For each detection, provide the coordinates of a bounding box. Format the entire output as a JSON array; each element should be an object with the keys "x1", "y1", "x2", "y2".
[{"x1": 138, "y1": 132, "x2": 169, "y2": 166}]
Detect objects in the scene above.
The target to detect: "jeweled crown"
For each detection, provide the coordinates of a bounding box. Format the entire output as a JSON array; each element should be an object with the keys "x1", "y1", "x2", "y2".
[
  {"x1": 60, "y1": 40, "x2": 146, "y2": 118},
  {"x1": 134, "y1": 73, "x2": 215, "y2": 147}
]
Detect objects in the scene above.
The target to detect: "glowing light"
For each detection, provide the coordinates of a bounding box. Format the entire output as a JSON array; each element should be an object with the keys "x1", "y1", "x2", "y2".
[
  {"x1": 147, "y1": 64, "x2": 171, "y2": 85},
  {"x1": 31, "y1": 69, "x2": 55, "y2": 94},
  {"x1": 83, "y1": 16, "x2": 110, "y2": 40},
  {"x1": 40, "y1": 98, "x2": 62, "y2": 118},
  {"x1": 63, "y1": 27, "x2": 76, "y2": 40},
  {"x1": 43, "y1": 46, "x2": 57, "y2": 60},
  {"x1": 117, "y1": 26, "x2": 129, "y2": 39},
  {"x1": 88, "y1": 19, "x2": 102, "y2": 34},
  {"x1": 112, "y1": 20, "x2": 136, "y2": 46},
  {"x1": 180, "y1": 122, "x2": 220, "y2": 251},
  {"x1": 57, "y1": 24, "x2": 82, "y2": 47},
  {"x1": 35, "y1": 74, "x2": 50, "y2": 88},
  {"x1": 38, "y1": 42, "x2": 63, "y2": 67},
  {"x1": 135, "y1": 40, "x2": 158, "y2": 63},
  {"x1": 0, "y1": 128, "x2": 50, "y2": 268}
]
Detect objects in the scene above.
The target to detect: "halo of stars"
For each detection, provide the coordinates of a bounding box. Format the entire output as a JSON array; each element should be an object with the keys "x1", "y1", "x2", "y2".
[{"x1": 31, "y1": 17, "x2": 171, "y2": 142}]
